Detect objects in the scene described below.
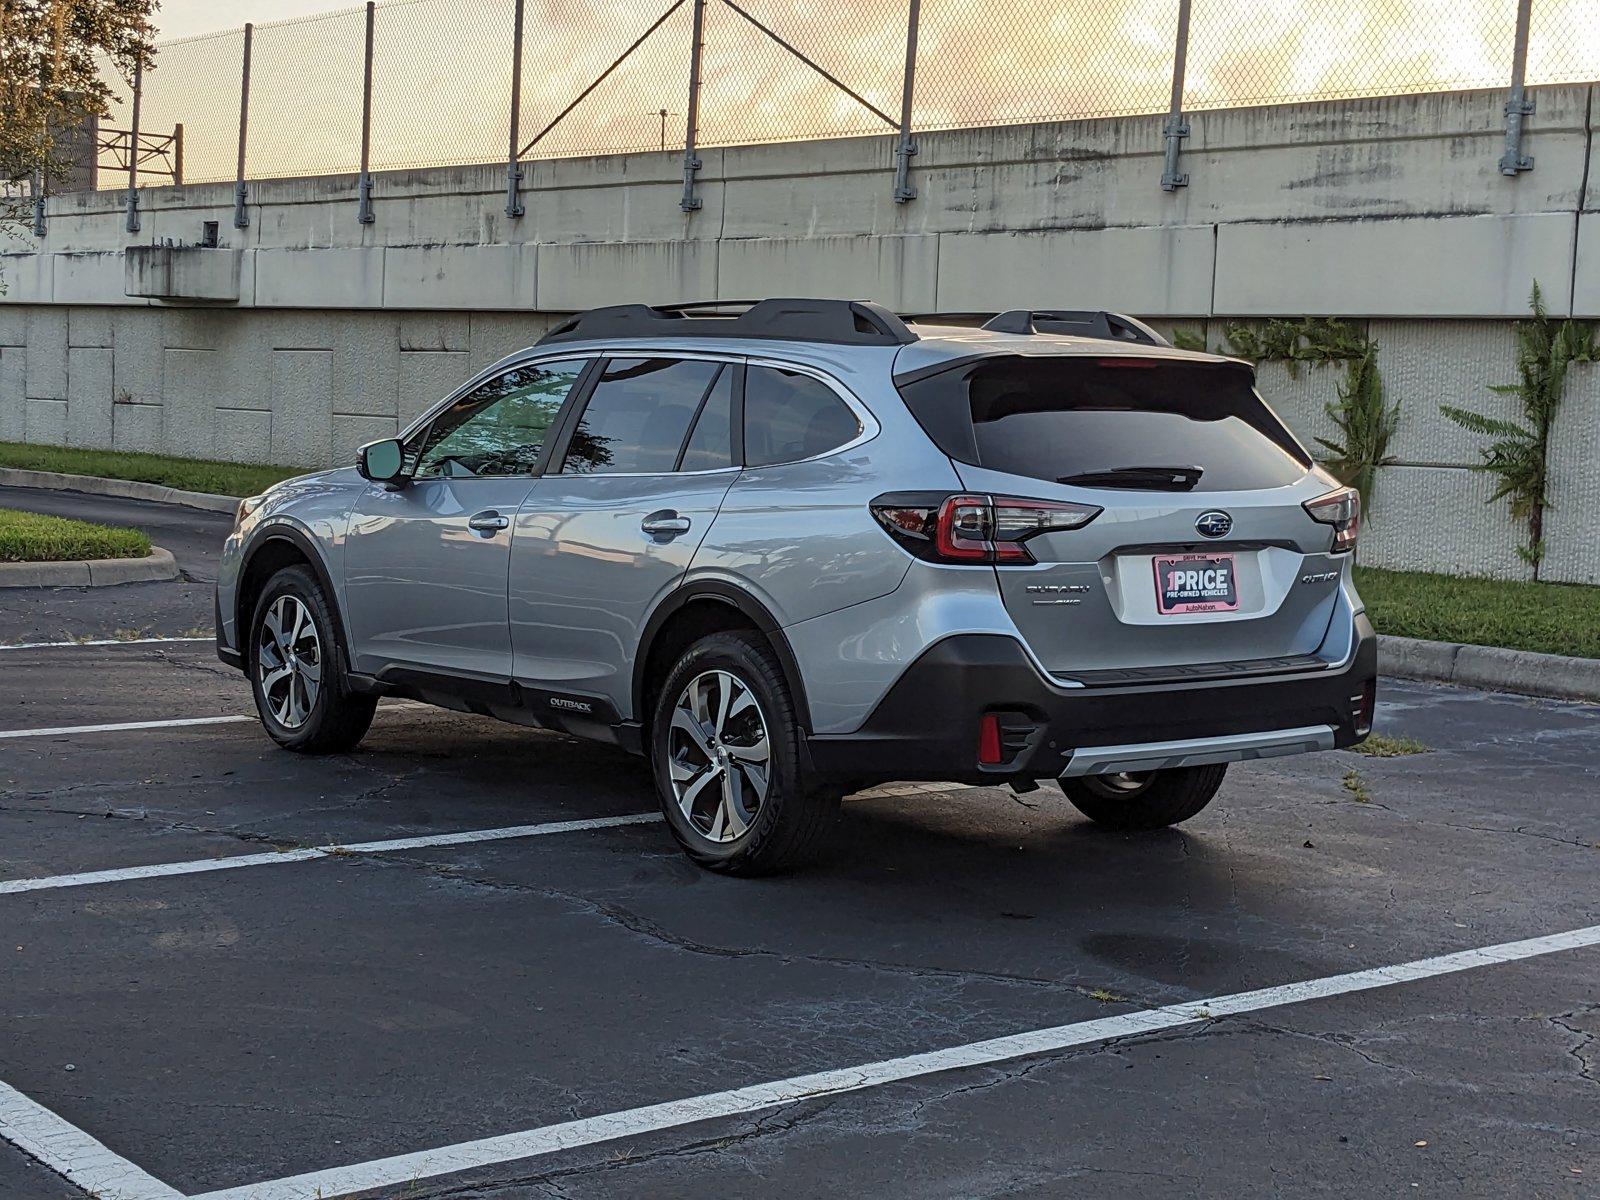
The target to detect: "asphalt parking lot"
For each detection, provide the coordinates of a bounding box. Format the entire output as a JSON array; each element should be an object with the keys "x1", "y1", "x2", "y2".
[{"x1": 1, "y1": 489, "x2": 1597, "y2": 1199}]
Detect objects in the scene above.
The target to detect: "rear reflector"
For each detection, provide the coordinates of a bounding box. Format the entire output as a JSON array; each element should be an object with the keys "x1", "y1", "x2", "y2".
[{"x1": 978, "y1": 713, "x2": 1003, "y2": 765}]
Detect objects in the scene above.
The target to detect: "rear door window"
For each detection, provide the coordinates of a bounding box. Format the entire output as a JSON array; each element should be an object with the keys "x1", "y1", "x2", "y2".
[
  {"x1": 896, "y1": 356, "x2": 1310, "y2": 492},
  {"x1": 743, "y1": 366, "x2": 861, "y2": 467},
  {"x1": 560, "y1": 357, "x2": 722, "y2": 474}
]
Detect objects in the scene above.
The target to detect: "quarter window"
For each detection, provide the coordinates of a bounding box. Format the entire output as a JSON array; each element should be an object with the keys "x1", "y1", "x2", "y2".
[
  {"x1": 743, "y1": 366, "x2": 860, "y2": 467},
  {"x1": 414, "y1": 359, "x2": 588, "y2": 478},
  {"x1": 561, "y1": 357, "x2": 722, "y2": 475},
  {"x1": 677, "y1": 367, "x2": 734, "y2": 472}
]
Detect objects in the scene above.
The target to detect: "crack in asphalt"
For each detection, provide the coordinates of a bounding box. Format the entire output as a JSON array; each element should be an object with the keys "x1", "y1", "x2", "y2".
[
  {"x1": 1548, "y1": 1007, "x2": 1599, "y2": 1086},
  {"x1": 365, "y1": 852, "x2": 1178, "y2": 1007}
]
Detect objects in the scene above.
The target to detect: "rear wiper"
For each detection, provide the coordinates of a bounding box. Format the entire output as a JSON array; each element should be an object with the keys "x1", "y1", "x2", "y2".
[{"x1": 1058, "y1": 465, "x2": 1204, "y2": 491}]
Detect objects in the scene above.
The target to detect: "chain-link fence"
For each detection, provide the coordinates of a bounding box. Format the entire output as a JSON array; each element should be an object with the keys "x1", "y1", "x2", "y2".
[{"x1": 69, "y1": 0, "x2": 1600, "y2": 213}]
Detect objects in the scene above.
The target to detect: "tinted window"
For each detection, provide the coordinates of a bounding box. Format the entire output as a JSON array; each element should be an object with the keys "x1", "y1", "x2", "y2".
[
  {"x1": 415, "y1": 359, "x2": 587, "y2": 478},
  {"x1": 561, "y1": 357, "x2": 720, "y2": 475},
  {"x1": 896, "y1": 356, "x2": 1310, "y2": 492},
  {"x1": 744, "y1": 367, "x2": 860, "y2": 467},
  {"x1": 678, "y1": 367, "x2": 734, "y2": 471}
]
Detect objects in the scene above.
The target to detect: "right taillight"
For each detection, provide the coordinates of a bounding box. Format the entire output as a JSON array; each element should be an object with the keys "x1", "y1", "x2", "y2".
[
  {"x1": 1304, "y1": 487, "x2": 1360, "y2": 553},
  {"x1": 871, "y1": 492, "x2": 1101, "y2": 564}
]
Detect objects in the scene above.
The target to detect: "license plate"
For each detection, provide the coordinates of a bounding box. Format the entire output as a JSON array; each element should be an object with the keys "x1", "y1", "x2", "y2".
[{"x1": 1154, "y1": 553, "x2": 1238, "y2": 614}]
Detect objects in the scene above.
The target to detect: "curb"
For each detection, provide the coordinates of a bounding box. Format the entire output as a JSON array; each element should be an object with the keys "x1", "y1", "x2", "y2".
[
  {"x1": 1379, "y1": 634, "x2": 1600, "y2": 704},
  {"x1": 0, "y1": 467, "x2": 239, "y2": 514},
  {"x1": 0, "y1": 546, "x2": 179, "y2": 589}
]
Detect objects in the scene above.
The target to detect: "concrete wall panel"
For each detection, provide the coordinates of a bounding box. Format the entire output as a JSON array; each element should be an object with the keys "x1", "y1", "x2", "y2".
[
  {"x1": 399, "y1": 313, "x2": 468, "y2": 353},
  {"x1": 270, "y1": 350, "x2": 334, "y2": 466},
  {"x1": 65, "y1": 347, "x2": 114, "y2": 448},
  {"x1": 23, "y1": 398, "x2": 67, "y2": 445},
  {"x1": 397, "y1": 349, "x2": 470, "y2": 425},
  {"x1": 1253, "y1": 360, "x2": 1344, "y2": 456},
  {"x1": 24, "y1": 309, "x2": 68, "y2": 399},
  {"x1": 0, "y1": 348, "x2": 24, "y2": 441},
  {"x1": 214, "y1": 407, "x2": 273, "y2": 464},
  {"x1": 68, "y1": 309, "x2": 113, "y2": 348},
  {"x1": 333, "y1": 319, "x2": 400, "y2": 417},
  {"x1": 1215, "y1": 213, "x2": 1575, "y2": 318},
  {"x1": 1371, "y1": 320, "x2": 1523, "y2": 466},
  {"x1": 716, "y1": 236, "x2": 938, "y2": 312},
  {"x1": 468, "y1": 312, "x2": 551, "y2": 376},
  {"x1": 112, "y1": 309, "x2": 165, "y2": 408},
  {"x1": 535, "y1": 241, "x2": 717, "y2": 311},
  {"x1": 161, "y1": 348, "x2": 221, "y2": 459},
  {"x1": 1574, "y1": 212, "x2": 1600, "y2": 319},
  {"x1": 112, "y1": 402, "x2": 163, "y2": 455},
  {"x1": 934, "y1": 226, "x2": 1214, "y2": 316},
  {"x1": 1542, "y1": 362, "x2": 1600, "y2": 585},
  {"x1": 253, "y1": 247, "x2": 383, "y2": 308},
  {"x1": 1360, "y1": 464, "x2": 1532, "y2": 580},
  {"x1": 382, "y1": 244, "x2": 537, "y2": 310}
]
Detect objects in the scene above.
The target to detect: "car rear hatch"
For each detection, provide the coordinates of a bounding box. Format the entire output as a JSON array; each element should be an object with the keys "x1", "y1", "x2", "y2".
[{"x1": 894, "y1": 351, "x2": 1353, "y2": 683}]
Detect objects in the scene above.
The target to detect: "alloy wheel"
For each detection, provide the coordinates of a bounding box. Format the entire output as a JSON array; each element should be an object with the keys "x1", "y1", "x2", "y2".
[
  {"x1": 667, "y1": 669, "x2": 771, "y2": 843},
  {"x1": 257, "y1": 594, "x2": 322, "y2": 730},
  {"x1": 1082, "y1": 771, "x2": 1155, "y2": 798}
]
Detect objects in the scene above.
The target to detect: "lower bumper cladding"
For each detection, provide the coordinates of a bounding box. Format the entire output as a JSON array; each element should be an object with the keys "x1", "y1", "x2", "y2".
[{"x1": 806, "y1": 616, "x2": 1377, "y2": 785}]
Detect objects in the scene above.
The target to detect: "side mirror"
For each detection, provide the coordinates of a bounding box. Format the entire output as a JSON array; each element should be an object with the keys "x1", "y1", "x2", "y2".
[{"x1": 357, "y1": 438, "x2": 408, "y2": 486}]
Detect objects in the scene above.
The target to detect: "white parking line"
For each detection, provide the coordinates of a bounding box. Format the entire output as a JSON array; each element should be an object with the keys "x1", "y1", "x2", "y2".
[
  {"x1": 0, "y1": 812, "x2": 663, "y2": 896},
  {"x1": 0, "y1": 1079, "x2": 184, "y2": 1200},
  {"x1": 187, "y1": 922, "x2": 1600, "y2": 1200},
  {"x1": 0, "y1": 715, "x2": 254, "y2": 741},
  {"x1": 0, "y1": 635, "x2": 213, "y2": 651}
]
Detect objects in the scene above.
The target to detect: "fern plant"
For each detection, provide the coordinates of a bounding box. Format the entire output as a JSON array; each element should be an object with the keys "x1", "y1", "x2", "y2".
[
  {"x1": 1440, "y1": 282, "x2": 1598, "y2": 573},
  {"x1": 1316, "y1": 344, "x2": 1398, "y2": 512},
  {"x1": 1222, "y1": 317, "x2": 1369, "y2": 377}
]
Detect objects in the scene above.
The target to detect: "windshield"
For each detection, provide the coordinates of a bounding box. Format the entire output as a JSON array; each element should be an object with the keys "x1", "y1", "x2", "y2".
[{"x1": 896, "y1": 355, "x2": 1311, "y2": 493}]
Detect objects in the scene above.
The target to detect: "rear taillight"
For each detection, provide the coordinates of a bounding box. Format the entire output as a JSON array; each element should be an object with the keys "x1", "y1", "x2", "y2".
[
  {"x1": 1304, "y1": 487, "x2": 1360, "y2": 553},
  {"x1": 871, "y1": 492, "x2": 1101, "y2": 565}
]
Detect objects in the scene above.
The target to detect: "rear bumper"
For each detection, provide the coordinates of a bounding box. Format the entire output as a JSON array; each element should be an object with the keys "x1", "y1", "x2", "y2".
[{"x1": 805, "y1": 614, "x2": 1377, "y2": 784}]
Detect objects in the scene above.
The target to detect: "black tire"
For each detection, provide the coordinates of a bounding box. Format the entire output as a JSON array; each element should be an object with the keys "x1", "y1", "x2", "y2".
[
  {"x1": 1061, "y1": 763, "x2": 1227, "y2": 831},
  {"x1": 248, "y1": 564, "x2": 376, "y2": 754},
  {"x1": 650, "y1": 631, "x2": 838, "y2": 875}
]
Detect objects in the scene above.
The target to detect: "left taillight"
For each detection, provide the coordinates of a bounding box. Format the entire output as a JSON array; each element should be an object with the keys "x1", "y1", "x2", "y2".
[
  {"x1": 871, "y1": 492, "x2": 1101, "y2": 565},
  {"x1": 1304, "y1": 487, "x2": 1360, "y2": 554}
]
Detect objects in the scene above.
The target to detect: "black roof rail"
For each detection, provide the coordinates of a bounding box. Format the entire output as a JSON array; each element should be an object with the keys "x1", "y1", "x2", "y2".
[
  {"x1": 979, "y1": 309, "x2": 1169, "y2": 347},
  {"x1": 537, "y1": 298, "x2": 919, "y2": 347}
]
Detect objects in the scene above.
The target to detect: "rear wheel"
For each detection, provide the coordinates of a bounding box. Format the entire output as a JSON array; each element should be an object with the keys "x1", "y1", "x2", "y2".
[
  {"x1": 1061, "y1": 764, "x2": 1227, "y2": 830},
  {"x1": 249, "y1": 565, "x2": 376, "y2": 754},
  {"x1": 651, "y1": 631, "x2": 838, "y2": 875}
]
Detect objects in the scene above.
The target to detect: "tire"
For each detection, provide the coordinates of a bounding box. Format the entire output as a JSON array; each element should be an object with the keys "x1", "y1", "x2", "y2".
[
  {"x1": 1061, "y1": 763, "x2": 1227, "y2": 831},
  {"x1": 650, "y1": 631, "x2": 838, "y2": 875},
  {"x1": 248, "y1": 564, "x2": 376, "y2": 754}
]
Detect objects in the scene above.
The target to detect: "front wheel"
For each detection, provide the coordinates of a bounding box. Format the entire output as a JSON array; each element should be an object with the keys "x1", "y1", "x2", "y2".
[
  {"x1": 650, "y1": 631, "x2": 838, "y2": 875},
  {"x1": 249, "y1": 565, "x2": 376, "y2": 754},
  {"x1": 1060, "y1": 763, "x2": 1227, "y2": 830}
]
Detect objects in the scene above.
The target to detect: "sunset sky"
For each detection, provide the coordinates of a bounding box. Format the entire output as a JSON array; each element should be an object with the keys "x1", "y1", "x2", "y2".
[{"x1": 109, "y1": 0, "x2": 1600, "y2": 187}]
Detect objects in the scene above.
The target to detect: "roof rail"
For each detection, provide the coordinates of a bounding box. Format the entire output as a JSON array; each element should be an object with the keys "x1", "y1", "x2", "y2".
[
  {"x1": 537, "y1": 298, "x2": 919, "y2": 347},
  {"x1": 980, "y1": 310, "x2": 1169, "y2": 347}
]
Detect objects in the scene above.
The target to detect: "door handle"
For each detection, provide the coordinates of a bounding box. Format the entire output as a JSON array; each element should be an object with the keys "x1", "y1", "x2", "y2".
[
  {"x1": 641, "y1": 511, "x2": 692, "y2": 538},
  {"x1": 467, "y1": 510, "x2": 511, "y2": 533}
]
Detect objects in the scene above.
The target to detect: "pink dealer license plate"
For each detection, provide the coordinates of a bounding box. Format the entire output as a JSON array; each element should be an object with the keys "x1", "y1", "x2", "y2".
[{"x1": 1153, "y1": 553, "x2": 1239, "y2": 615}]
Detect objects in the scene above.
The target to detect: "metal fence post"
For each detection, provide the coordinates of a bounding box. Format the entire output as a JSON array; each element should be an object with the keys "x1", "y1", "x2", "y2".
[
  {"x1": 357, "y1": 0, "x2": 377, "y2": 224},
  {"x1": 1500, "y1": 0, "x2": 1535, "y2": 175},
  {"x1": 680, "y1": 0, "x2": 706, "y2": 212},
  {"x1": 505, "y1": 0, "x2": 526, "y2": 217},
  {"x1": 234, "y1": 23, "x2": 252, "y2": 228},
  {"x1": 31, "y1": 169, "x2": 46, "y2": 238},
  {"x1": 1161, "y1": 0, "x2": 1192, "y2": 191},
  {"x1": 173, "y1": 123, "x2": 184, "y2": 185},
  {"x1": 125, "y1": 54, "x2": 142, "y2": 232},
  {"x1": 892, "y1": 0, "x2": 921, "y2": 203}
]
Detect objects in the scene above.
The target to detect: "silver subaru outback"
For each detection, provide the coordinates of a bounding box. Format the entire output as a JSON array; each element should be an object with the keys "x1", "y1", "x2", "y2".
[{"x1": 216, "y1": 300, "x2": 1376, "y2": 875}]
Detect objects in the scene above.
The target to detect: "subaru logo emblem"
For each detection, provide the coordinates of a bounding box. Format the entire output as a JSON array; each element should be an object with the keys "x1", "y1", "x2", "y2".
[{"x1": 1195, "y1": 510, "x2": 1233, "y2": 539}]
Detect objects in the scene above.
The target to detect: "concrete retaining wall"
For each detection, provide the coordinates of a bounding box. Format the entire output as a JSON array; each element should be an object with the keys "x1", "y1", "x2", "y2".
[{"x1": 2, "y1": 83, "x2": 1598, "y2": 582}]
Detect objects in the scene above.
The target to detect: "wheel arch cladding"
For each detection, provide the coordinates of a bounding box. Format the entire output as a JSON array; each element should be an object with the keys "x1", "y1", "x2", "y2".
[
  {"x1": 634, "y1": 585, "x2": 813, "y2": 734},
  {"x1": 236, "y1": 527, "x2": 348, "y2": 669}
]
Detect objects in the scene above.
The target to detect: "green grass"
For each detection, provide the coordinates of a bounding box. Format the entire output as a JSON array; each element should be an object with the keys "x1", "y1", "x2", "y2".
[
  {"x1": 1355, "y1": 565, "x2": 1600, "y2": 660},
  {"x1": 1352, "y1": 732, "x2": 1430, "y2": 758},
  {"x1": 0, "y1": 508, "x2": 151, "y2": 563},
  {"x1": 0, "y1": 441, "x2": 308, "y2": 498}
]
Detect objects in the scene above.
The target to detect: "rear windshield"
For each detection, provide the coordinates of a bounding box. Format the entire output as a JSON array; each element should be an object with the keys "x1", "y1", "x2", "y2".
[{"x1": 896, "y1": 355, "x2": 1311, "y2": 492}]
